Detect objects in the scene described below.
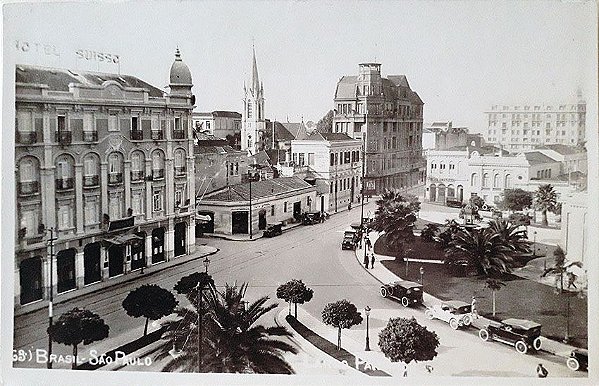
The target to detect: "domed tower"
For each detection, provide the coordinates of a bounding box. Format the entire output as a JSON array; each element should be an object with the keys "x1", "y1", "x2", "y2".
[
  {"x1": 168, "y1": 48, "x2": 194, "y2": 105},
  {"x1": 241, "y1": 45, "x2": 266, "y2": 155}
]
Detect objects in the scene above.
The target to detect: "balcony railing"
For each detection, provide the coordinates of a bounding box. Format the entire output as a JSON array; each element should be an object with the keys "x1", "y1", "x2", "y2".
[
  {"x1": 83, "y1": 131, "x2": 98, "y2": 142},
  {"x1": 130, "y1": 130, "x2": 143, "y2": 141},
  {"x1": 153, "y1": 169, "x2": 165, "y2": 180},
  {"x1": 108, "y1": 172, "x2": 123, "y2": 185},
  {"x1": 131, "y1": 170, "x2": 145, "y2": 181},
  {"x1": 55, "y1": 178, "x2": 74, "y2": 191},
  {"x1": 55, "y1": 131, "x2": 72, "y2": 145},
  {"x1": 18, "y1": 181, "x2": 40, "y2": 195},
  {"x1": 172, "y1": 130, "x2": 185, "y2": 139},
  {"x1": 151, "y1": 130, "x2": 164, "y2": 140},
  {"x1": 174, "y1": 166, "x2": 187, "y2": 176},
  {"x1": 17, "y1": 131, "x2": 38, "y2": 145},
  {"x1": 83, "y1": 175, "x2": 99, "y2": 187}
]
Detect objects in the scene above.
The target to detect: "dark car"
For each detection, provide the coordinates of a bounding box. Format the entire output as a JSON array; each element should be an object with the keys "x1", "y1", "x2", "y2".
[
  {"x1": 350, "y1": 222, "x2": 364, "y2": 239},
  {"x1": 478, "y1": 318, "x2": 542, "y2": 354},
  {"x1": 508, "y1": 212, "x2": 531, "y2": 226},
  {"x1": 341, "y1": 229, "x2": 359, "y2": 250},
  {"x1": 302, "y1": 211, "x2": 323, "y2": 225},
  {"x1": 566, "y1": 349, "x2": 588, "y2": 371},
  {"x1": 263, "y1": 223, "x2": 282, "y2": 238},
  {"x1": 380, "y1": 280, "x2": 423, "y2": 307},
  {"x1": 446, "y1": 198, "x2": 463, "y2": 208}
]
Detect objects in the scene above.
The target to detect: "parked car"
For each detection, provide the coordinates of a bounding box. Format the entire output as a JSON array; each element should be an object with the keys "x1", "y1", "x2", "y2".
[
  {"x1": 425, "y1": 300, "x2": 474, "y2": 329},
  {"x1": 302, "y1": 211, "x2": 323, "y2": 225},
  {"x1": 446, "y1": 198, "x2": 463, "y2": 208},
  {"x1": 341, "y1": 229, "x2": 359, "y2": 250},
  {"x1": 263, "y1": 223, "x2": 283, "y2": 238},
  {"x1": 478, "y1": 318, "x2": 542, "y2": 354},
  {"x1": 508, "y1": 212, "x2": 532, "y2": 226},
  {"x1": 566, "y1": 349, "x2": 588, "y2": 371},
  {"x1": 380, "y1": 280, "x2": 423, "y2": 307},
  {"x1": 350, "y1": 222, "x2": 364, "y2": 239}
]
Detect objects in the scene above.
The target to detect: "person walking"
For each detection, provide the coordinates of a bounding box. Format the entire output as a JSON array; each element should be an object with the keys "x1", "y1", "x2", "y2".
[
  {"x1": 370, "y1": 253, "x2": 375, "y2": 269},
  {"x1": 536, "y1": 363, "x2": 548, "y2": 378},
  {"x1": 363, "y1": 253, "x2": 369, "y2": 269},
  {"x1": 471, "y1": 296, "x2": 478, "y2": 318},
  {"x1": 365, "y1": 235, "x2": 372, "y2": 252}
]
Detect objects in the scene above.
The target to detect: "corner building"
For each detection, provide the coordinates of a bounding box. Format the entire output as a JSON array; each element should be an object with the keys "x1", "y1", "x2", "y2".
[
  {"x1": 14, "y1": 49, "x2": 196, "y2": 307},
  {"x1": 332, "y1": 63, "x2": 426, "y2": 194}
]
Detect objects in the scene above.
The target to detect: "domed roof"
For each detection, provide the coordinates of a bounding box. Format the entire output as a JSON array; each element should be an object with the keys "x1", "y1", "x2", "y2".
[{"x1": 169, "y1": 48, "x2": 192, "y2": 85}]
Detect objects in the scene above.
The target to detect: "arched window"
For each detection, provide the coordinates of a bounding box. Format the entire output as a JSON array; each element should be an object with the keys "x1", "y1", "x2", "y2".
[
  {"x1": 18, "y1": 157, "x2": 40, "y2": 195},
  {"x1": 174, "y1": 149, "x2": 186, "y2": 176},
  {"x1": 152, "y1": 150, "x2": 165, "y2": 179},
  {"x1": 82, "y1": 153, "x2": 100, "y2": 187},
  {"x1": 130, "y1": 151, "x2": 145, "y2": 181},
  {"x1": 482, "y1": 173, "x2": 490, "y2": 187},
  {"x1": 107, "y1": 152, "x2": 123, "y2": 185},
  {"x1": 471, "y1": 173, "x2": 479, "y2": 186},
  {"x1": 493, "y1": 174, "x2": 500, "y2": 188},
  {"x1": 55, "y1": 154, "x2": 75, "y2": 191},
  {"x1": 505, "y1": 174, "x2": 513, "y2": 188}
]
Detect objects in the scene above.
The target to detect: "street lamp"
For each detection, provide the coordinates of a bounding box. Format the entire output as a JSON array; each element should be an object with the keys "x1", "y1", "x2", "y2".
[
  {"x1": 533, "y1": 231, "x2": 537, "y2": 256},
  {"x1": 364, "y1": 306, "x2": 371, "y2": 351},
  {"x1": 203, "y1": 256, "x2": 211, "y2": 274},
  {"x1": 45, "y1": 227, "x2": 57, "y2": 369},
  {"x1": 198, "y1": 256, "x2": 211, "y2": 372},
  {"x1": 420, "y1": 266, "x2": 424, "y2": 286}
]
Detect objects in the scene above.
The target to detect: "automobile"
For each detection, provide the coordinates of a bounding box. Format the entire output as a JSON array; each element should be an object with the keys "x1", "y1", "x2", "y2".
[
  {"x1": 566, "y1": 349, "x2": 588, "y2": 371},
  {"x1": 341, "y1": 229, "x2": 359, "y2": 250},
  {"x1": 492, "y1": 209, "x2": 503, "y2": 219},
  {"x1": 446, "y1": 198, "x2": 463, "y2": 208},
  {"x1": 508, "y1": 212, "x2": 532, "y2": 226},
  {"x1": 263, "y1": 222, "x2": 283, "y2": 238},
  {"x1": 350, "y1": 222, "x2": 364, "y2": 239},
  {"x1": 478, "y1": 318, "x2": 542, "y2": 354},
  {"x1": 302, "y1": 211, "x2": 323, "y2": 225},
  {"x1": 425, "y1": 300, "x2": 474, "y2": 329},
  {"x1": 380, "y1": 280, "x2": 423, "y2": 307}
]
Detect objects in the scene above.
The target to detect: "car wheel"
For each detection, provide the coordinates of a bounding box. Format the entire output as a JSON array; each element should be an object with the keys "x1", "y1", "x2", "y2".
[
  {"x1": 380, "y1": 287, "x2": 388, "y2": 298},
  {"x1": 401, "y1": 297, "x2": 409, "y2": 307},
  {"x1": 462, "y1": 315, "x2": 472, "y2": 326},
  {"x1": 449, "y1": 318, "x2": 459, "y2": 330},
  {"x1": 479, "y1": 329, "x2": 489, "y2": 341},
  {"x1": 533, "y1": 337, "x2": 542, "y2": 351},
  {"x1": 567, "y1": 357, "x2": 580, "y2": 371},
  {"x1": 425, "y1": 310, "x2": 434, "y2": 320},
  {"x1": 515, "y1": 341, "x2": 528, "y2": 354}
]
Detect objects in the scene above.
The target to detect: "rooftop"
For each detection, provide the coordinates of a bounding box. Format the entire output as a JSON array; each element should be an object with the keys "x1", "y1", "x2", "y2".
[
  {"x1": 524, "y1": 151, "x2": 559, "y2": 165},
  {"x1": 204, "y1": 177, "x2": 314, "y2": 202},
  {"x1": 538, "y1": 144, "x2": 585, "y2": 155},
  {"x1": 306, "y1": 132, "x2": 355, "y2": 142}
]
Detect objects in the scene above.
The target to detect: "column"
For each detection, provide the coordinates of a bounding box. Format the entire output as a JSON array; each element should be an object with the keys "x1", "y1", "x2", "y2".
[
  {"x1": 40, "y1": 168, "x2": 56, "y2": 229},
  {"x1": 74, "y1": 164, "x2": 84, "y2": 234},
  {"x1": 100, "y1": 163, "x2": 108, "y2": 218},
  {"x1": 145, "y1": 234, "x2": 153, "y2": 265},
  {"x1": 75, "y1": 249, "x2": 84, "y2": 288},
  {"x1": 44, "y1": 254, "x2": 58, "y2": 301},
  {"x1": 14, "y1": 265, "x2": 20, "y2": 307},
  {"x1": 124, "y1": 160, "x2": 131, "y2": 212},
  {"x1": 164, "y1": 220, "x2": 175, "y2": 261},
  {"x1": 165, "y1": 158, "x2": 174, "y2": 216},
  {"x1": 187, "y1": 214, "x2": 196, "y2": 254},
  {"x1": 145, "y1": 159, "x2": 153, "y2": 221}
]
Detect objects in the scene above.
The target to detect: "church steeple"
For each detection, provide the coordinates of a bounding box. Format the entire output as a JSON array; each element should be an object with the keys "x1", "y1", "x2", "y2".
[
  {"x1": 251, "y1": 45, "x2": 260, "y2": 95},
  {"x1": 242, "y1": 44, "x2": 266, "y2": 156}
]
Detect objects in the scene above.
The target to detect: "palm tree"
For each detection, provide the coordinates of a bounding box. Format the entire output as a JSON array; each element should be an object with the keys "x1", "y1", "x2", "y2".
[
  {"x1": 445, "y1": 226, "x2": 515, "y2": 277},
  {"x1": 487, "y1": 219, "x2": 531, "y2": 256},
  {"x1": 156, "y1": 283, "x2": 297, "y2": 374},
  {"x1": 420, "y1": 223, "x2": 440, "y2": 243},
  {"x1": 534, "y1": 184, "x2": 557, "y2": 226},
  {"x1": 485, "y1": 279, "x2": 506, "y2": 317},
  {"x1": 541, "y1": 245, "x2": 583, "y2": 293}
]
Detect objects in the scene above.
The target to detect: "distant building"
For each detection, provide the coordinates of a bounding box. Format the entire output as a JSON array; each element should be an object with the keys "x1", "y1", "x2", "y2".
[
  {"x1": 192, "y1": 111, "x2": 241, "y2": 140},
  {"x1": 332, "y1": 63, "x2": 426, "y2": 193},
  {"x1": 483, "y1": 94, "x2": 586, "y2": 152},
  {"x1": 14, "y1": 50, "x2": 195, "y2": 307},
  {"x1": 528, "y1": 144, "x2": 587, "y2": 175},
  {"x1": 291, "y1": 132, "x2": 362, "y2": 213},
  {"x1": 263, "y1": 120, "x2": 309, "y2": 151},
  {"x1": 241, "y1": 47, "x2": 266, "y2": 155},
  {"x1": 422, "y1": 121, "x2": 469, "y2": 151}
]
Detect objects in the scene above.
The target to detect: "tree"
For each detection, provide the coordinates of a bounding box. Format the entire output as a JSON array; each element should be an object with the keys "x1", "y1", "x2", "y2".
[
  {"x1": 315, "y1": 110, "x2": 334, "y2": 133},
  {"x1": 444, "y1": 226, "x2": 515, "y2": 277},
  {"x1": 502, "y1": 189, "x2": 533, "y2": 212},
  {"x1": 47, "y1": 307, "x2": 109, "y2": 369},
  {"x1": 469, "y1": 195, "x2": 485, "y2": 209},
  {"x1": 378, "y1": 317, "x2": 439, "y2": 376},
  {"x1": 437, "y1": 219, "x2": 461, "y2": 248},
  {"x1": 122, "y1": 284, "x2": 178, "y2": 336},
  {"x1": 541, "y1": 245, "x2": 583, "y2": 293},
  {"x1": 156, "y1": 283, "x2": 297, "y2": 373},
  {"x1": 321, "y1": 299, "x2": 363, "y2": 350},
  {"x1": 420, "y1": 223, "x2": 440, "y2": 243},
  {"x1": 534, "y1": 184, "x2": 557, "y2": 226},
  {"x1": 485, "y1": 278, "x2": 506, "y2": 317},
  {"x1": 174, "y1": 272, "x2": 215, "y2": 305},
  {"x1": 276, "y1": 279, "x2": 314, "y2": 319},
  {"x1": 487, "y1": 219, "x2": 531, "y2": 256}
]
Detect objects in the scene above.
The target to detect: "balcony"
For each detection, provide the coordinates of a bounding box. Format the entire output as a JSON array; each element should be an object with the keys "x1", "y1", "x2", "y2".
[
  {"x1": 151, "y1": 130, "x2": 164, "y2": 140},
  {"x1": 83, "y1": 175, "x2": 99, "y2": 188},
  {"x1": 153, "y1": 169, "x2": 165, "y2": 180},
  {"x1": 108, "y1": 172, "x2": 123, "y2": 185},
  {"x1": 174, "y1": 166, "x2": 187, "y2": 177},
  {"x1": 130, "y1": 130, "x2": 143, "y2": 141},
  {"x1": 83, "y1": 131, "x2": 98, "y2": 142},
  {"x1": 55, "y1": 178, "x2": 74, "y2": 191},
  {"x1": 55, "y1": 131, "x2": 72, "y2": 146},
  {"x1": 18, "y1": 181, "x2": 40, "y2": 195},
  {"x1": 172, "y1": 130, "x2": 185, "y2": 140},
  {"x1": 131, "y1": 170, "x2": 145, "y2": 182},
  {"x1": 17, "y1": 131, "x2": 38, "y2": 145}
]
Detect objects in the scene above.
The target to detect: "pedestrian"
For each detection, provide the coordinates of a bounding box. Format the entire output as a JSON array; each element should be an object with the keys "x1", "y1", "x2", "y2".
[
  {"x1": 402, "y1": 364, "x2": 408, "y2": 377},
  {"x1": 365, "y1": 236, "x2": 372, "y2": 251},
  {"x1": 363, "y1": 253, "x2": 369, "y2": 269},
  {"x1": 348, "y1": 203, "x2": 352, "y2": 211},
  {"x1": 536, "y1": 363, "x2": 548, "y2": 378},
  {"x1": 471, "y1": 296, "x2": 478, "y2": 317},
  {"x1": 370, "y1": 253, "x2": 375, "y2": 269}
]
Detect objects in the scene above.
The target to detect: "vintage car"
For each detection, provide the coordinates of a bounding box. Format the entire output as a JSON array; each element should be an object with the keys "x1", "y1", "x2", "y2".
[
  {"x1": 380, "y1": 280, "x2": 423, "y2": 307},
  {"x1": 478, "y1": 318, "x2": 542, "y2": 354},
  {"x1": 425, "y1": 300, "x2": 474, "y2": 329},
  {"x1": 302, "y1": 211, "x2": 323, "y2": 225},
  {"x1": 566, "y1": 349, "x2": 588, "y2": 371},
  {"x1": 508, "y1": 212, "x2": 532, "y2": 226},
  {"x1": 263, "y1": 223, "x2": 283, "y2": 238},
  {"x1": 349, "y1": 222, "x2": 364, "y2": 239},
  {"x1": 341, "y1": 229, "x2": 359, "y2": 250},
  {"x1": 446, "y1": 198, "x2": 463, "y2": 208}
]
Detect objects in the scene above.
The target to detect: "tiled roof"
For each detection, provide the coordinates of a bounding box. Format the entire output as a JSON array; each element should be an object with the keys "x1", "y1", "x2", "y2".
[
  {"x1": 539, "y1": 144, "x2": 582, "y2": 155},
  {"x1": 204, "y1": 177, "x2": 314, "y2": 202},
  {"x1": 335, "y1": 76, "x2": 359, "y2": 99},
  {"x1": 265, "y1": 121, "x2": 295, "y2": 142},
  {"x1": 448, "y1": 145, "x2": 507, "y2": 156},
  {"x1": 266, "y1": 149, "x2": 288, "y2": 164},
  {"x1": 195, "y1": 145, "x2": 241, "y2": 155},
  {"x1": 16, "y1": 64, "x2": 164, "y2": 97},
  {"x1": 212, "y1": 111, "x2": 241, "y2": 118},
  {"x1": 334, "y1": 73, "x2": 422, "y2": 104},
  {"x1": 307, "y1": 132, "x2": 355, "y2": 141},
  {"x1": 524, "y1": 151, "x2": 559, "y2": 165},
  {"x1": 281, "y1": 122, "x2": 309, "y2": 140}
]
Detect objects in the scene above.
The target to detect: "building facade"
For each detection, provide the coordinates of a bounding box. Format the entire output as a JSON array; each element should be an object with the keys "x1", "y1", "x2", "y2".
[
  {"x1": 561, "y1": 192, "x2": 588, "y2": 264},
  {"x1": 332, "y1": 63, "x2": 425, "y2": 194},
  {"x1": 291, "y1": 132, "x2": 362, "y2": 213},
  {"x1": 241, "y1": 47, "x2": 266, "y2": 156},
  {"x1": 483, "y1": 95, "x2": 586, "y2": 152},
  {"x1": 192, "y1": 110, "x2": 241, "y2": 139},
  {"x1": 14, "y1": 49, "x2": 196, "y2": 307}
]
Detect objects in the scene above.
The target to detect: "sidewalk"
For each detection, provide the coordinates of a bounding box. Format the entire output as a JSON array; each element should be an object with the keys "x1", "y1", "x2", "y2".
[
  {"x1": 203, "y1": 221, "x2": 304, "y2": 241},
  {"x1": 15, "y1": 244, "x2": 219, "y2": 317}
]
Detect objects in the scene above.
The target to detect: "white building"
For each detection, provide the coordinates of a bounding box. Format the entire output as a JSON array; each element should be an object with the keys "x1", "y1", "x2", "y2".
[{"x1": 192, "y1": 111, "x2": 241, "y2": 139}]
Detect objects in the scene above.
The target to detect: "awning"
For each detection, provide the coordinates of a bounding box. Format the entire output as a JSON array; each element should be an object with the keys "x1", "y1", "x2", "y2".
[
  {"x1": 104, "y1": 234, "x2": 144, "y2": 246},
  {"x1": 196, "y1": 214, "x2": 212, "y2": 222}
]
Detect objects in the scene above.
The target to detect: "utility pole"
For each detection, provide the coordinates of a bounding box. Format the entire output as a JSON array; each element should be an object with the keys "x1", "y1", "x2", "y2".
[
  {"x1": 47, "y1": 227, "x2": 57, "y2": 369},
  {"x1": 360, "y1": 137, "x2": 366, "y2": 230},
  {"x1": 249, "y1": 172, "x2": 253, "y2": 239}
]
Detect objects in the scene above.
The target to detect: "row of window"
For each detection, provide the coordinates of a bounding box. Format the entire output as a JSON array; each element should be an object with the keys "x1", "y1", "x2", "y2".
[
  {"x1": 489, "y1": 112, "x2": 583, "y2": 120},
  {"x1": 328, "y1": 150, "x2": 360, "y2": 166},
  {"x1": 329, "y1": 177, "x2": 359, "y2": 194},
  {"x1": 535, "y1": 169, "x2": 553, "y2": 179},
  {"x1": 470, "y1": 173, "x2": 518, "y2": 188},
  {"x1": 491, "y1": 105, "x2": 583, "y2": 111}
]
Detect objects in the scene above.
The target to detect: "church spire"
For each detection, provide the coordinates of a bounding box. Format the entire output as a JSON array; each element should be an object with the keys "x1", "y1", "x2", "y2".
[{"x1": 251, "y1": 45, "x2": 260, "y2": 93}]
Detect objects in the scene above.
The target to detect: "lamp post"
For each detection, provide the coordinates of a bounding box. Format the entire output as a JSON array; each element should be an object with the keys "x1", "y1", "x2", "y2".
[
  {"x1": 533, "y1": 231, "x2": 537, "y2": 256},
  {"x1": 197, "y1": 256, "x2": 211, "y2": 372},
  {"x1": 46, "y1": 227, "x2": 57, "y2": 369},
  {"x1": 247, "y1": 164, "x2": 260, "y2": 240},
  {"x1": 364, "y1": 306, "x2": 371, "y2": 351},
  {"x1": 420, "y1": 266, "x2": 424, "y2": 286}
]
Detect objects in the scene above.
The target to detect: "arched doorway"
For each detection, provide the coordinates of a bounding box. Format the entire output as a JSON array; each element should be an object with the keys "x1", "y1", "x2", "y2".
[
  {"x1": 258, "y1": 209, "x2": 267, "y2": 230},
  {"x1": 84, "y1": 242, "x2": 102, "y2": 285},
  {"x1": 56, "y1": 249, "x2": 76, "y2": 293},
  {"x1": 152, "y1": 227, "x2": 165, "y2": 263},
  {"x1": 457, "y1": 185, "x2": 464, "y2": 202},
  {"x1": 107, "y1": 243, "x2": 124, "y2": 277},
  {"x1": 447, "y1": 184, "x2": 455, "y2": 198},
  {"x1": 174, "y1": 222, "x2": 187, "y2": 257},
  {"x1": 437, "y1": 184, "x2": 446, "y2": 203},
  {"x1": 232, "y1": 211, "x2": 249, "y2": 234},
  {"x1": 429, "y1": 184, "x2": 437, "y2": 202},
  {"x1": 131, "y1": 231, "x2": 146, "y2": 270},
  {"x1": 20, "y1": 256, "x2": 42, "y2": 304}
]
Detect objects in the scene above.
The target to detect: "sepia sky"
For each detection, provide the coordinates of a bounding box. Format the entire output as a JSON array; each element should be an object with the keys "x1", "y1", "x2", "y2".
[{"x1": 3, "y1": 1, "x2": 597, "y2": 132}]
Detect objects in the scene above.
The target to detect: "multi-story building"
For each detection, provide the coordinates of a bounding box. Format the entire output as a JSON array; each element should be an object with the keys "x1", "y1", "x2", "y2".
[
  {"x1": 241, "y1": 47, "x2": 266, "y2": 156},
  {"x1": 291, "y1": 132, "x2": 362, "y2": 213},
  {"x1": 332, "y1": 63, "x2": 425, "y2": 193},
  {"x1": 483, "y1": 94, "x2": 586, "y2": 152},
  {"x1": 14, "y1": 49, "x2": 196, "y2": 307},
  {"x1": 192, "y1": 110, "x2": 241, "y2": 140}
]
